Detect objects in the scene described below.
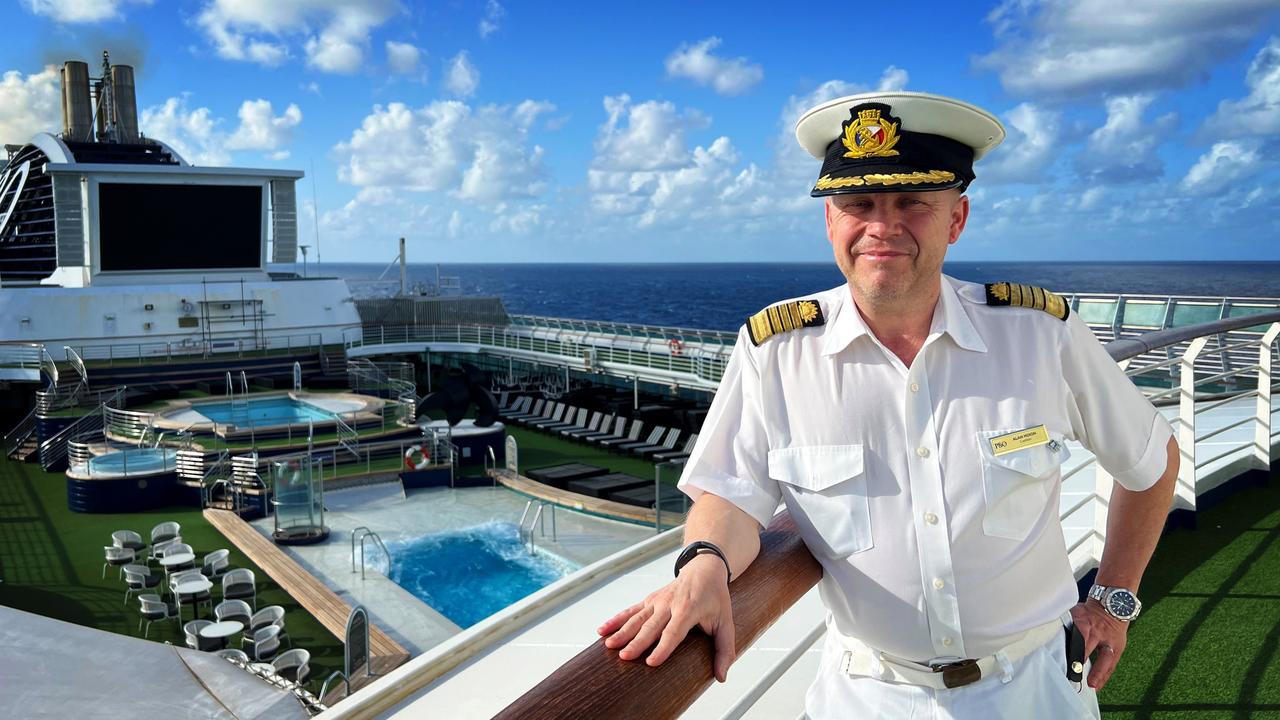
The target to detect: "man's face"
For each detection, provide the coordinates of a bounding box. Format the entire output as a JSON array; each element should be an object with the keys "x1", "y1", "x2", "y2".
[{"x1": 825, "y1": 189, "x2": 969, "y2": 305}]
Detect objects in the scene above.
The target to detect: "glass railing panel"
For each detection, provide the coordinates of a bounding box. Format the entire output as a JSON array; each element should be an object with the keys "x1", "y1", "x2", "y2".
[
  {"x1": 1119, "y1": 300, "x2": 1167, "y2": 329},
  {"x1": 1171, "y1": 302, "x2": 1222, "y2": 327},
  {"x1": 1076, "y1": 300, "x2": 1118, "y2": 326}
]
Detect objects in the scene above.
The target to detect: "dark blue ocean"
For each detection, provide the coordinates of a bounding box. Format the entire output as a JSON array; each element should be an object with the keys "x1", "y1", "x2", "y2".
[{"x1": 307, "y1": 262, "x2": 1280, "y2": 333}]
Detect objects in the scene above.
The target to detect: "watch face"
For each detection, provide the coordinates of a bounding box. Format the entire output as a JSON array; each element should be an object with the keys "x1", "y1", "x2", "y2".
[{"x1": 1108, "y1": 591, "x2": 1137, "y2": 618}]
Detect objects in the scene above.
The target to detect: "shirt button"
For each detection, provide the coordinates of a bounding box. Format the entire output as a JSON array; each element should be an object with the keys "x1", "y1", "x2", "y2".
[
  {"x1": 909, "y1": 382, "x2": 920, "y2": 393},
  {"x1": 933, "y1": 578, "x2": 945, "y2": 589},
  {"x1": 916, "y1": 447, "x2": 930, "y2": 458},
  {"x1": 924, "y1": 512, "x2": 939, "y2": 525},
  {"x1": 942, "y1": 637, "x2": 953, "y2": 647}
]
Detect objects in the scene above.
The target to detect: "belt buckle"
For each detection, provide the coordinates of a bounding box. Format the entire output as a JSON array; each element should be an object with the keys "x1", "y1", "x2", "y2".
[{"x1": 930, "y1": 658, "x2": 981, "y2": 689}]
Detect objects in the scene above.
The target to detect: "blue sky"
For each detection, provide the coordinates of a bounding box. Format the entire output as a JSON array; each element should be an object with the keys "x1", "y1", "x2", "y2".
[{"x1": 3, "y1": 0, "x2": 1279, "y2": 263}]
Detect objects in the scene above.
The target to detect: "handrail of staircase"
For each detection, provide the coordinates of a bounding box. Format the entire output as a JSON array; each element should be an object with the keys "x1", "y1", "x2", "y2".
[
  {"x1": 3, "y1": 405, "x2": 40, "y2": 458},
  {"x1": 62, "y1": 346, "x2": 89, "y2": 406},
  {"x1": 40, "y1": 346, "x2": 58, "y2": 388},
  {"x1": 490, "y1": 311, "x2": 1280, "y2": 720}
]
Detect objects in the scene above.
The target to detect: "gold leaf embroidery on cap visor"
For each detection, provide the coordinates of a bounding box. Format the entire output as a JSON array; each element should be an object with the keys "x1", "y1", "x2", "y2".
[{"x1": 813, "y1": 169, "x2": 957, "y2": 191}]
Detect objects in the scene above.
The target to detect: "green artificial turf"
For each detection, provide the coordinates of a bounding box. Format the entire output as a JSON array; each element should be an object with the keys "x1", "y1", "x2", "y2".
[
  {"x1": 1098, "y1": 468, "x2": 1280, "y2": 719},
  {"x1": 457, "y1": 424, "x2": 678, "y2": 485},
  {"x1": 0, "y1": 456, "x2": 344, "y2": 690}
]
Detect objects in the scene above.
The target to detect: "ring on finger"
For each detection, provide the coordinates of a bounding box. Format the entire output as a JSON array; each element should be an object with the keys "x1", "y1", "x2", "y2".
[{"x1": 1099, "y1": 644, "x2": 1115, "y2": 653}]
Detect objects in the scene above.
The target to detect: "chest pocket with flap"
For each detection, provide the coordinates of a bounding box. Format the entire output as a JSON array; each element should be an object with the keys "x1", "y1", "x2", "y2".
[
  {"x1": 768, "y1": 444, "x2": 872, "y2": 558},
  {"x1": 976, "y1": 427, "x2": 1071, "y2": 541}
]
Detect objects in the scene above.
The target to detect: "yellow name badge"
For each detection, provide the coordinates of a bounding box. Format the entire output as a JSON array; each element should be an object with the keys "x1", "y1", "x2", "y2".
[{"x1": 989, "y1": 425, "x2": 1050, "y2": 457}]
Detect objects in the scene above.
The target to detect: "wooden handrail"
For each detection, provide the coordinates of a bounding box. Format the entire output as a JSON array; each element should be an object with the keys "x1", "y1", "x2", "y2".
[{"x1": 493, "y1": 511, "x2": 821, "y2": 720}]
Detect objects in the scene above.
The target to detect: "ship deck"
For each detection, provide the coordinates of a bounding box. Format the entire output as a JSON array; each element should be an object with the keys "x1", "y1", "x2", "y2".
[{"x1": 326, "y1": 395, "x2": 1280, "y2": 719}]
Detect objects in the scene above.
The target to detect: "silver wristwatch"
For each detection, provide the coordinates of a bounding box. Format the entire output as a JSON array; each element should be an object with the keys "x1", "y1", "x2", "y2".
[{"x1": 1088, "y1": 584, "x2": 1142, "y2": 622}]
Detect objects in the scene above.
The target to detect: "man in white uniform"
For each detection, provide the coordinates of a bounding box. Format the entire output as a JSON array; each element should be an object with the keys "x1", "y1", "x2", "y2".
[{"x1": 598, "y1": 90, "x2": 1180, "y2": 719}]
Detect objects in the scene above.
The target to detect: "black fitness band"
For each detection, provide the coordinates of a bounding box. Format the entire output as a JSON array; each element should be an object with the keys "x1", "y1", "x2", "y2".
[{"x1": 674, "y1": 540, "x2": 732, "y2": 584}]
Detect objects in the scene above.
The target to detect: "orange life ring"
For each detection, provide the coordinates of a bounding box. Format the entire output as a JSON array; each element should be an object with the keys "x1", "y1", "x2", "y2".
[
  {"x1": 668, "y1": 339, "x2": 684, "y2": 356},
  {"x1": 404, "y1": 445, "x2": 430, "y2": 470}
]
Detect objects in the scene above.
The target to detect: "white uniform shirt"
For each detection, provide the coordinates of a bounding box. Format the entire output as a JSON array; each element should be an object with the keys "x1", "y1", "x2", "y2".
[{"x1": 678, "y1": 275, "x2": 1173, "y2": 662}]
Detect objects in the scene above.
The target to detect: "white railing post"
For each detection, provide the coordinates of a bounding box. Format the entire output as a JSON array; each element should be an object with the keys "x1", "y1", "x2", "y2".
[
  {"x1": 1256, "y1": 322, "x2": 1280, "y2": 470},
  {"x1": 1176, "y1": 337, "x2": 1206, "y2": 512},
  {"x1": 1091, "y1": 464, "x2": 1114, "y2": 568}
]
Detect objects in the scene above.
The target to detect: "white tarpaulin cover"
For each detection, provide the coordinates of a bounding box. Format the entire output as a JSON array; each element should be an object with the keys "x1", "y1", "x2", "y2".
[{"x1": 0, "y1": 606, "x2": 310, "y2": 719}]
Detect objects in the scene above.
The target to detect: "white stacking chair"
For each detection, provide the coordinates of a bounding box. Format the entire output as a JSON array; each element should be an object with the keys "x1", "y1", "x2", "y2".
[
  {"x1": 122, "y1": 563, "x2": 160, "y2": 607},
  {"x1": 200, "y1": 549, "x2": 231, "y2": 580},
  {"x1": 271, "y1": 649, "x2": 310, "y2": 685},
  {"x1": 248, "y1": 624, "x2": 281, "y2": 662},
  {"x1": 137, "y1": 593, "x2": 179, "y2": 638},
  {"x1": 184, "y1": 619, "x2": 214, "y2": 650},
  {"x1": 150, "y1": 521, "x2": 180, "y2": 546},
  {"x1": 102, "y1": 546, "x2": 135, "y2": 579},
  {"x1": 215, "y1": 599, "x2": 252, "y2": 627},
  {"x1": 216, "y1": 648, "x2": 249, "y2": 663},
  {"x1": 222, "y1": 568, "x2": 256, "y2": 609},
  {"x1": 112, "y1": 530, "x2": 146, "y2": 554}
]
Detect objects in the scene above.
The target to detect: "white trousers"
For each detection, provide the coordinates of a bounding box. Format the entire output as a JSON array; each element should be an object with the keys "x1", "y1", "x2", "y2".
[{"x1": 804, "y1": 629, "x2": 1101, "y2": 720}]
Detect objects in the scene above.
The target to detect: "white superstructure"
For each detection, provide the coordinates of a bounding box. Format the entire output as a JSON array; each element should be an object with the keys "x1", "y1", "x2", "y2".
[{"x1": 0, "y1": 53, "x2": 360, "y2": 363}]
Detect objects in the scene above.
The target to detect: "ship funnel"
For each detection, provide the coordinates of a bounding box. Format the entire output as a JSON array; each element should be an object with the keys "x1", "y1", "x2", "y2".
[
  {"x1": 109, "y1": 64, "x2": 139, "y2": 143},
  {"x1": 60, "y1": 61, "x2": 93, "y2": 142}
]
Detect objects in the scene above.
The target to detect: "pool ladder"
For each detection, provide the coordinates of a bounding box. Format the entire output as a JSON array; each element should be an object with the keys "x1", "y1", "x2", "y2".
[
  {"x1": 518, "y1": 500, "x2": 557, "y2": 552},
  {"x1": 352, "y1": 526, "x2": 391, "y2": 580}
]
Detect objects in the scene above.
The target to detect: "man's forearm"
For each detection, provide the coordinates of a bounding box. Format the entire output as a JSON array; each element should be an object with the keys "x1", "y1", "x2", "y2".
[
  {"x1": 683, "y1": 492, "x2": 763, "y2": 581},
  {"x1": 1095, "y1": 437, "x2": 1179, "y2": 592}
]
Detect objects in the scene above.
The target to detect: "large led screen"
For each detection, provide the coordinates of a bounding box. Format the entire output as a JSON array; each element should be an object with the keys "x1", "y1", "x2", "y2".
[{"x1": 98, "y1": 183, "x2": 262, "y2": 271}]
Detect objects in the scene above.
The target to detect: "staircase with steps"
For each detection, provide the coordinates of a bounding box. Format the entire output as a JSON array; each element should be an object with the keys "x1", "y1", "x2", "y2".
[{"x1": 313, "y1": 346, "x2": 350, "y2": 388}]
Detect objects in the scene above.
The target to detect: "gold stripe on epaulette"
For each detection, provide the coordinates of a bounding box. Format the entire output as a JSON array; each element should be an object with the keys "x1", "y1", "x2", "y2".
[
  {"x1": 984, "y1": 282, "x2": 1070, "y2": 321},
  {"x1": 746, "y1": 299, "x2": 826, "y2": 346}
]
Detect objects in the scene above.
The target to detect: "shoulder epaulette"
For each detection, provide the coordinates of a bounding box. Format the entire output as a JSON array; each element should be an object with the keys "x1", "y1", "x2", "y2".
[
  {"x1": 984, "y1": 282, "x2": 1070, "y2": 321},
  {"x1": 746, "y1": 299, "x2": 826, "y2": 346}
]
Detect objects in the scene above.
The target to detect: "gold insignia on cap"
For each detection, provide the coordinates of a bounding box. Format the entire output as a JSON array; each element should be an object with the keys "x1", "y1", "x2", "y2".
[
  {"x1": 842, "y1": 107, "x2": 901, "y2": 159},
  {"x1": 813, "y1": 169, "x2": 956, "y2": 192},
  {"x1": 747, "y1": 299, "x2": 826, "y2": 346},
  {"x1": 984, "y1": 282, "x2": 1070, "y2": 321}
]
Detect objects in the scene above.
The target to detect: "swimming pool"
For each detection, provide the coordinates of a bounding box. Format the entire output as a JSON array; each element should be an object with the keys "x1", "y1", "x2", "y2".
[
  {"x1": 193, "y1": 397, "x2": 335, "y2": 425},
  {"x1": 386, "y1": 522, "x2": 576, "y2": 628},
  {"x1": 87, "y1": 447, "x2": 177, "y2": 476}
]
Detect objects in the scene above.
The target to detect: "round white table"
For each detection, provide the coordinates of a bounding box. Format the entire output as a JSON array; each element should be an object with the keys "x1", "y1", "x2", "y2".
[
  {"x1": 174, "y1": 577, "x2": 213, "y2": 619},
  {"x1": 158, "y1": 552, "x2": 196, "y2": 569},
  {"x1": 198, "y1": 620, "x2": 243, "y2": 650}
]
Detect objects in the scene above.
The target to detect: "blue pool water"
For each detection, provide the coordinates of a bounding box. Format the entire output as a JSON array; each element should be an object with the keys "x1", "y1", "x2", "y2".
[
  {"x1": 386, "y1": 522, "x2": 574, "y2": 628},
  {"x1": 88, "y1": 447, "x2": 177, "y2": 475},
  {"x1": 194, "y1": 397, "x2": 335, "y2": 425}
]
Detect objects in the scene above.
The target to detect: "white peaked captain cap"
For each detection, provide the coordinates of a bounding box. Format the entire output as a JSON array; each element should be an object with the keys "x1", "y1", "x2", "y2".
[{"x1": 795, "y1": 90, "x2": 1006, "y2": 197}]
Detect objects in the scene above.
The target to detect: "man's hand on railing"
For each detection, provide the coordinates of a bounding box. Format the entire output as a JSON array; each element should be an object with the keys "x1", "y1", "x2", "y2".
[{"x1": 597, "y1": 554, "x2": 737, "y2": 682}]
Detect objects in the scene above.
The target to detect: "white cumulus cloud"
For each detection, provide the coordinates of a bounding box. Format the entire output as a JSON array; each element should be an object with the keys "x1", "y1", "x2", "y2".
[
  {"x1": 226, "y1": 99, "x2": 303, "y2": 152},
  {"x1": 141, "y1": 95, "x2": 303, "y2": 165},
  {"x1": 22, "y1": 0, "x2": 152, "y2": 23},
  {"x1": 978, "y1": 0, "x2": 1280, "y2": 98},
  {"x1": 195, "y1": 0, "x2": 400, "y2": 73},
  {"x1": 593, "y1": 94, "x2": 709, "y2": 172},
  {"x1": 479, "y1": 0, "x2": 505, "y2": 38},
  {"x1": 1205, "y1": 35, "x2": 1280, "y2": 137},
  {"x1": 665, "y1": 37, "x2": 763, "y2": 96},
  {"x1": 1076, "y1": 94, "x2": 1176, "y2": 182},
  {"x1": 0, "y1": 66, "x2": 62, "y2": 146},
  {"x1": 385, "y1": 41, "x2": 421, "y2": 75},
  {"x1": 444, "y1": 51, "x2": 480, "y2": 97},
  {"x1": 333, "y1": 98, "x2": 553, "y2": 203},
  {"x1": 979, "y1": 103, "x2": 1061, "y2": 184},
  {"x1": 140, "y1": 96, "x2": 230, "y2": 166},
  {"x1": 1180, "y1": 140, "x2": 1262, "y2": 195}
]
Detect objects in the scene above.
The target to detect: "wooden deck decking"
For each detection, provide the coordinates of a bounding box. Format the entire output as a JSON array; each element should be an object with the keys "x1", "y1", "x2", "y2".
[
  {"x1": 489, "y1": 469, "x2": 688, "y2": 526},
  {"x1": 203, "y1": 509, "x2": 409, "y2": 700}
]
